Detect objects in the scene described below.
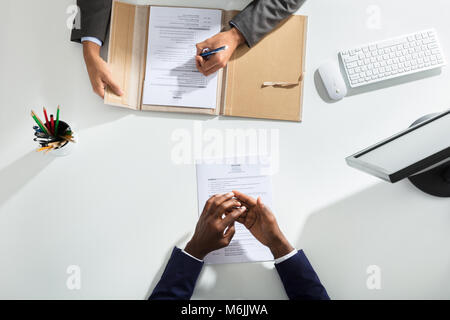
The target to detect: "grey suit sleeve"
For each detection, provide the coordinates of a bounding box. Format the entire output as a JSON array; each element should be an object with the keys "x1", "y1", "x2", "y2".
[
  {"x1": 70, "y1": 0, "x2": 112, "y2": 43},
  {"x1": 230, "y1": 0, "x2": 306, "y2": 47}
]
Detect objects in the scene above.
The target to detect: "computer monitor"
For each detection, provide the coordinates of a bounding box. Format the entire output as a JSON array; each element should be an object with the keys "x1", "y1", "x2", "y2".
[{"x1": 346, "y1": 109, "x2": 450, "y2": 197}]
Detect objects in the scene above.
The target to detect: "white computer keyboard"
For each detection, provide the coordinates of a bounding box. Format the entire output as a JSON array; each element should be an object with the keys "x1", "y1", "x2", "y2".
[{"x1": 340, "y1": 29, "x2": 446, "y2": 88}]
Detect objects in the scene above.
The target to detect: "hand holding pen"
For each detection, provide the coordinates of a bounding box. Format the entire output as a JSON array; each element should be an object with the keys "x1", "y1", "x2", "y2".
[
  {"x1": 200, "y1": 46, "x2": 228, "y2": 59},
  {"x1": 195, "y1": 28, "x2": 246, "y2": 76}
]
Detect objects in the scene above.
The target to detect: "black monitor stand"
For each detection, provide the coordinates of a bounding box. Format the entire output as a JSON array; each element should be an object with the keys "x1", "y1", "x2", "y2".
[{"x1": 407, "y1": 114, "x2": 450, "y2": 197}]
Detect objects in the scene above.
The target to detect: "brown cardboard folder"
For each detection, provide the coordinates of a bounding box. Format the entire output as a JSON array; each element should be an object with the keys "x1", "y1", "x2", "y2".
[{"x1": 105, "y1": 1, "x2": 308, "y2": 122}]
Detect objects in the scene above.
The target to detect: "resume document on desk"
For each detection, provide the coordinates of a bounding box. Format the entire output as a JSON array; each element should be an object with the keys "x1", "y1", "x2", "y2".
[
  {"x1": 142, "y1": 6, "x2": 222, "y2": 109},
  {"x1": 196, "y1": 159, "x2": 274, "y2": 264}
]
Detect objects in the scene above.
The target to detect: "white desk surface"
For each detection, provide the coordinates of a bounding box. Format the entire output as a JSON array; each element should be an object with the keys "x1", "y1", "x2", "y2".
[{"x1": 0, "y1": 0, "x2": 449, "y2": 299}]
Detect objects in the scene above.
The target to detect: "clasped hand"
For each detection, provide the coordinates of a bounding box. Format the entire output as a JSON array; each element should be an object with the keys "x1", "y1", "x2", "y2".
[{"x1": 185, "y1": 191, "x2": 294, "y2": 260}]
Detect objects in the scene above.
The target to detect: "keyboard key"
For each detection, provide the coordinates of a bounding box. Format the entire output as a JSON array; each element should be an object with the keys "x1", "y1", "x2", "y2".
[
  {"x1": 345, "y1": 55, "x2": 359, "y2": 62},
  {"x1": 432, "y1": 49, "x2": 441, "y2": 55},
  {"x1": 377, "y1": 38, "x2": 406, "y2": 49}
]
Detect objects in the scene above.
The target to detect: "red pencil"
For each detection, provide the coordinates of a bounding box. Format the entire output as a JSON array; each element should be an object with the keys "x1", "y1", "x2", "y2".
[
  {"x1": 50, "y1": 115, "x2": 55, "y2": 135},
  {"x1": 43, "y1": 107, "x2": 50, "y2": 131}
]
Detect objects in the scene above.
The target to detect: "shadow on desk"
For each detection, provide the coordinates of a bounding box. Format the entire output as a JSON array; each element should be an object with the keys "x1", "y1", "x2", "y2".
[
  {"x1": 314, "y1": 67, "x2": 442, "y2": 104},
  {"x1": 297, "y1": 182, "x2": 450, "y2": 299},
  {"x1": 193, "y1": 261, "x2": 287, "y2": 300},
  {"x1": 0, "y1": 151, "x2": 54, "y2": 208},
  {"x1": 146, "y1": 234, "x2": 287, "y2": 300}
]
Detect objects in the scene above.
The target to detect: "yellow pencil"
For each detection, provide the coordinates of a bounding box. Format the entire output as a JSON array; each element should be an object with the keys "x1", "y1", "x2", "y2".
[
  {"x1": 37, "y1": 146, "x2": 52, "y2": 152},
  {"x1": 60, "y1": 135, "x2": 76, "y2": 143}
]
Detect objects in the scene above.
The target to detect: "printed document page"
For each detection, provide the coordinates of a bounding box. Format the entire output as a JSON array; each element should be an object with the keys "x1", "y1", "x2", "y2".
[
  {"x1": 196, "y1": 159, "x2": 274, "y2": 264},
  {"x1": 142, "y1": 6, "x2": 222, "y2": 108}
]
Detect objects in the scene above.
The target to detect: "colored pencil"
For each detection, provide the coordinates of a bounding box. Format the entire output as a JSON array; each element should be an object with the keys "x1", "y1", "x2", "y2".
[
  {"x1": 31, "y1": 111, "x2": 50, "y2": 136},
  {"x1": 50, "y1": 115, "x2": 55, "y2": 135},
  {"x1": 55, "y1": 106, "x2": 60, "y2": 136},
  {"x1": 60, "y1": 135, "x2": 75, "y2": 143},
  {"x1": 37, "y1": 146, "x2": 52, "y2": 152},
  {"x1": 43, "y1": 107, "x2": 50, "y2": 131}
]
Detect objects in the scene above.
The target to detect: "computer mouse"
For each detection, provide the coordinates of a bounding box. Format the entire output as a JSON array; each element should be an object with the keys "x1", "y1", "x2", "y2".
[{"x1": 318, "y1": 61, "x2": 348, "y2": 100}]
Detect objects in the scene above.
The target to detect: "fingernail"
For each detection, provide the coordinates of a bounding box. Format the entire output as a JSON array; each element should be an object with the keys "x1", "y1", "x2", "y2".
[
  {"x1": 227, "y1": 192, "x2": 234, "y2": 196},
  {"x1": 236, "y1": 202, "x2": 241, "y2": 206},
  {"x1": 241, "y1": 206, "x2": 246, "y2": 211}
]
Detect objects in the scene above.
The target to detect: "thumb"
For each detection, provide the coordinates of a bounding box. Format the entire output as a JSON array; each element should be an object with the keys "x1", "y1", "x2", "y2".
[
  {"x1": 256, "y1": 197, "x2": 264, "y2": 209},
  {"x1": 256, "y1": 197, "x2": 269, "y2": 216},
  {"x1": 103, "y1": 72, "x2": 123, "y2": 96},
  {"x1": 223, "y1": 222, "x2": 236, "y2": 241}
]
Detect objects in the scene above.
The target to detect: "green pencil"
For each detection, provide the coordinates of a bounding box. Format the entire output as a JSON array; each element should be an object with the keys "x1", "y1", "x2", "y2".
[
  {"x1": 55, "y1": 106, "x2": 60, "y2": 136},
  {"x1": 31, "y1": 111, "x2": 50, "y2": 136}
]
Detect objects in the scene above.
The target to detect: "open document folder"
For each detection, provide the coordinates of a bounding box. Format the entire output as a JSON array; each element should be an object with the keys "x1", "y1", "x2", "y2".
[
  {"x1": 196, "y1": 159, "x2": 274, "y2": 264},
  {"x1": 105, "y1": 1, "x2": 308, "y2": 121}
]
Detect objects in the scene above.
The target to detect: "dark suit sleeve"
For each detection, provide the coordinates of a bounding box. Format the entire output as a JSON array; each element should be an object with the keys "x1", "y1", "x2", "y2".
[
  {"x1": 149, "y1": 247, "x2": 204, "y2": 300},
  {"x1": 275, "y1": 250, "x2": 330, "y2": 300},
  {"x1": 70, "y1": 0, "x2": 112, "y2": 43},
  {"x1": 230, "y1": 0, "x2": 306, "y2": 47}
]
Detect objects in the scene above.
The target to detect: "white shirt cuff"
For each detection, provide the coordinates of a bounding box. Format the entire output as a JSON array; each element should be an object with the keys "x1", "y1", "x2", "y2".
[
  {"x1": 81, "y1": 37, "x2": 103, "y2": 47},
  {"x1": 274, "y1": 249, "x2": 297, "y2": 264},
  {"x1": 181, "y1": 249, "x2": 203, "y2": 263}
]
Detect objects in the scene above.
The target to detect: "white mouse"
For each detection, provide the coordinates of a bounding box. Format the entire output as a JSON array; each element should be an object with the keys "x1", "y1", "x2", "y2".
[{"x1": 318, "y1": 61, "x2": 348, "y2": 100}]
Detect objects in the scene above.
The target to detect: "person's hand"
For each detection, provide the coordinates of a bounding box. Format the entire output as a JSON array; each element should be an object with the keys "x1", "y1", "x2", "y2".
[
  {"x1": 232, "y1": 191, "x2": 294, "y2": 259},
  {"x1": 195, "y1": 27, "x2": 245, "y2": 76},
  {"x1": 184, "y1": 192, "x2": 247, "y2": 260},
  {"x1": 82, "y1": 41, "x2": 123, "y2": 98}
]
